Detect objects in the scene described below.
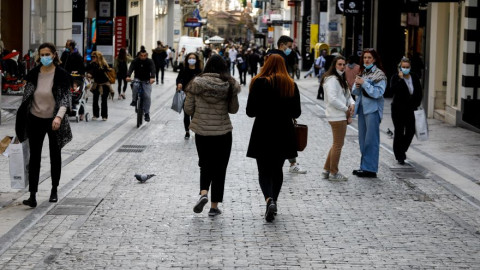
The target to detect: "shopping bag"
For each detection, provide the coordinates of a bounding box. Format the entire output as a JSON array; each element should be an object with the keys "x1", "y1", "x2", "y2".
[
  {"x1": 171, "y1": 90, "x2": 185, "y2": 114},
  {"x1": 8, "y1": 137, "x2": 30, "y2": 189},
  {"x1": 414, "y1": 108, "x2": 429, "y2": 141}
]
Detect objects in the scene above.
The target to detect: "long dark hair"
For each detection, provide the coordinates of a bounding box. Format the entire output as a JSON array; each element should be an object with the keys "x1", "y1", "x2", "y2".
[
  {"x1": 183, "y1": 52, "x2": 202, "y2": 71},
  {"x1": 202, "y1": 54, "x2": 234, "y2": 84},
  {"x1": 320, "y1": 56, "x2": 349, "y2": 91},
  {"x1": 37, "y1": 42, "x2": 61, "y2": 66},
  {"x1": 359, "y1": 48, "x2": 384, "y2": 73},
  {"x1": 117, "y1": 48, "x2": 127, "y2": 61}
]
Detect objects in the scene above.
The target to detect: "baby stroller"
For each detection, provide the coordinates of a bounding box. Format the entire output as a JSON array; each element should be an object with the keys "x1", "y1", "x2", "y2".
[{"x1": 68, "y1": 74, "x2": 91, "y2": 122}]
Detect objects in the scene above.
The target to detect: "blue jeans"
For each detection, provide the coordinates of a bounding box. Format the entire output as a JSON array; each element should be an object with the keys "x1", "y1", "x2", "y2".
[{"x1": 357, "y1": 105, "x2": 381, "y2": 173}]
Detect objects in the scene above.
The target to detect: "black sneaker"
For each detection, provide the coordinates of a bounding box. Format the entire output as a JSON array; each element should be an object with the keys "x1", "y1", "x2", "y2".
[
  {"x1": 193, "y1": 195, "x2": 208, "y2": 213},
  {"x1": 144, "y1": 113, "x2": 150, "y2": 122},
  {"x1": 185, "y1": 132, "x2": 190, "y2": 139},
  {"x1": 130, "y1": 101, "x2": 136, "y2": 106},
  {"x1": 265, "y1": 198, "x2": 276, "y2": 222},
  {"x1": 208, "y1": 208, "x2": 222, "y2": 217}
]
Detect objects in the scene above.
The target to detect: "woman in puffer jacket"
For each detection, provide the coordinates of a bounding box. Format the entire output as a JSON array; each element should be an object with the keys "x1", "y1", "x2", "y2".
[
  {"x1": 321, "y1": 56, "x2": 355, "y2": 181},
  {"x1": 184, "y1": 54, "x2": 241, "y2": 217}
]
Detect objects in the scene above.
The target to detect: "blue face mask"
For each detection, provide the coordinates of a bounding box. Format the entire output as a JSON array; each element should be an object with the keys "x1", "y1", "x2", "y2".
[
  {"x1": 364, "y1": 63, "x2": 374, "y2": 69},
  {"x1": 401, "y1": 68, "x2": 410, "y2": 75},
  {"x1": 284, "y1": 48, "x2": 292, "y2": 56},
  {"x1": 41, "y1": 56, "x2": 53, "y2": 66},
  {"x1": 65, "y1": 48, "x2": 70, "y2": 52}
]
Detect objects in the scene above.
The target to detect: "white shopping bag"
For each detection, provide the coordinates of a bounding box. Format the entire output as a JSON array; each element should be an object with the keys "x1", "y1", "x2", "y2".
[
  {"x1": 414, "y1": 108, "x2": 429, "y2": 141},
  {"x1": 171, "y1": 90, "x2": 185, "y2": 114},
  {"x1": 7, "y1": 137, "x2": 30, "y2": 189}
]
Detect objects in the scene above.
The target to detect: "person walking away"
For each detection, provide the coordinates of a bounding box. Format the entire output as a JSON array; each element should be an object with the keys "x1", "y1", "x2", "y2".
[
  {"x1": 345, "y1": 55, "x2": 360, "y2": 90},
  {"x1": 390, "y1": 57, "x2": 423, "y2": 164},
  {"x1": 236, "y1": 48, "x2": 247, "y2": 85},
  {"x1": 267, "y1": 35, "x2": 307, "y2": 174},
  {"x1": 114, "y1": 48, "x2": 133, "y2": 100},
  {"x1": 126, "y1": 49, "x2": 156, "y2": 122},
  {"x1": 352, "y1": 48, "x2": 387, "y2": 178},
  {"x1": 246, "y1": 54, "x2": 301, "y2": 222},
  {"x1": 60, "y1": 39, "x2": 85, "y2": 76},
  {"x1": 175, "y1": 47, "x2": 186, "y2": 72},
  {"x1": 165, "y1": 46, "x2": 172, "y2": 69},
  {"x1": 246, "y1": 48, "x2": 260, "y2": 79},
  {"x1": 176, "y1": 52, "x2": 202, "y2": 139},
  {"x1": 86, "y1": 51, "x2": 113, "y2": 121},
  {"x1": 186, "y1": 54, "x2": 240, "y2": 217},
  {"x1": 16, "y1": 42, "x2": 72, "y2": 207},
  {"x1": 152, "y1": 41, "x2": 167, "y2": 84},
  {"x1": 321, "y1": 56, "x2": 355, "y2": 181},
  {"x1": 228, "y1": 46, "x2": 238, "y2": 76}
]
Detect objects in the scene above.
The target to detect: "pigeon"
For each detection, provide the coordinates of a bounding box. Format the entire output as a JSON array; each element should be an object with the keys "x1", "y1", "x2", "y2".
[
  {"x1": 134, "y1": 174, "x2": 155, "y2": 183},
  {"x1": 387, "y1": 128, "x2": 394, "y2": 138}
]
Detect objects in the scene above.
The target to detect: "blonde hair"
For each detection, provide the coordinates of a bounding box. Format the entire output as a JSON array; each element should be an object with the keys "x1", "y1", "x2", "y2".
[{"x1": 92, "y1": 51, "x2": 109, "y2": 69}]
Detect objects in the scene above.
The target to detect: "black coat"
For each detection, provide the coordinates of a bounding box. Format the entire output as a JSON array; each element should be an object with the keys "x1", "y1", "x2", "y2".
[
  {"x1": 246, "y1": 77, "x2": 301, "y2": 159},
  {"x1": 390, "y1": 73, "x2": 423, "y2": 112},
  {"x1": 60, "y1": 50, "x2": 85, "y2": 74}
]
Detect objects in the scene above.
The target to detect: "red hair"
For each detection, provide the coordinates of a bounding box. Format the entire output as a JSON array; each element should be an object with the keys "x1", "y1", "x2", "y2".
[{"x1": 250, "y1": 54, "x2": 294, "y2": 97}]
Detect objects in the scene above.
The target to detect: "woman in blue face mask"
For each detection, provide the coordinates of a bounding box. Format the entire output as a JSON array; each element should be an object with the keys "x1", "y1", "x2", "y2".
[
  {"x1": 390, "y1": 57, "x2": 423, "y2": 164},
  {"x1": 15, "y1": 42, "x2": 73, "y2": 207},
  {"x1": 351, "y1": 48, "x2": 387, "y2": 178}
]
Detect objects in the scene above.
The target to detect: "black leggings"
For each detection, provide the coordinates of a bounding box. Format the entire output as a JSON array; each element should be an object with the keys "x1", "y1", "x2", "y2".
[
  {"x1": 117, "y1": 77, "x2": 127, "y2": 95},
  {"x1": 183, "y1": 109, "x2": 191, "y2": 132},
  {"x1": 93, "y1": 85, "x2": 109, "y2": 118},
  {"x1": 195, "y1": 132, "x2": 232, "y2": 203},
  {"x1": 256, "y1": 157, "x2": 285, "y2": 201},
  {"x1": 27, "y1": 113, "x2": 62, "y2": 193}
]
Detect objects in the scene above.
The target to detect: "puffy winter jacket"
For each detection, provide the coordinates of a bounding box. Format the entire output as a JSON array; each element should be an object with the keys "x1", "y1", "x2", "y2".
[{"x1": 184, "y1": 73, "x2": 240, "y2": 136}]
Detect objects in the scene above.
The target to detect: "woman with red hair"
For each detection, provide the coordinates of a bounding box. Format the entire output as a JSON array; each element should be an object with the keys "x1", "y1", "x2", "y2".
[{"x1": 246, "y1": 53, "x2": 301, "y2": 222}]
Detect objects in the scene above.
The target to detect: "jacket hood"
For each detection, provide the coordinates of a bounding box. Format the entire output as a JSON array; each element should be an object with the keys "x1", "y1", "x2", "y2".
[{"x1": 187, "y1": 73, "x2": 240, "y2": 104}]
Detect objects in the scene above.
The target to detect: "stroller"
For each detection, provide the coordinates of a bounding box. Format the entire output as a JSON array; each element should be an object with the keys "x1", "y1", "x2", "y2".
[{"x1": 68, "y1": 74, "x2": 92, "y2": 122}]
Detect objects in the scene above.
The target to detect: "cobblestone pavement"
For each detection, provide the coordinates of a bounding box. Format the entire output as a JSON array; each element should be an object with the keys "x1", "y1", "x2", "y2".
[{"x1": 1, "y1": 71, "x2": 480, "y2": 269}]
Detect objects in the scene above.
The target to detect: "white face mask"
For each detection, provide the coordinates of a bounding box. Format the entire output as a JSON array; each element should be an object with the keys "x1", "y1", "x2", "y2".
[{"x1": 336, "y1": 69, "x2": 345, "y2": 76}]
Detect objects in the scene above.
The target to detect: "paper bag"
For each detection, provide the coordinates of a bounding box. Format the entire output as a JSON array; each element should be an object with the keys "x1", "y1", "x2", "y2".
[{"x1": 8, "y1": 138, "x2": 30, "y2": 189}]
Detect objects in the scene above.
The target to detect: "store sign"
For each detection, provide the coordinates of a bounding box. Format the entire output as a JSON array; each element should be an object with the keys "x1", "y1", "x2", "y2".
[
  {"x1": 114, "y1": 16, "x2": 126, "y2": 57},
  {"x1": 328, "y1": 22, "x2": 338, "y2": 31},
  {"x1": 343, "y1": 0, "x2": 362, "y2": 15},
  {"x1": 184, "y1": 22, "x2": 201, "y2": 27},
  {"x1": 336, "y1": 0, "x2": 344, "y2": 14}
]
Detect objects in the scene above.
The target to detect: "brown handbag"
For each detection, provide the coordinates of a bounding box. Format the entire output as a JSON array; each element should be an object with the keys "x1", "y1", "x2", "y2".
[{"x1": 294, "y1": 119, "x2": 308, "y2": 151}]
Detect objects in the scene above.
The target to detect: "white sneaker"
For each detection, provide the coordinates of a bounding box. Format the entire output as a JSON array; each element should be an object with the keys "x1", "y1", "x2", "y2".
[
  {"x1": 321, "y1": 170, "x2": 330, "y2": 179},
  {"x1": 289, "y1": 164, "x2": 307, "y2": 174},
  {"x1": 329, "y1": 172, "x2": 348, "y2": 181}
]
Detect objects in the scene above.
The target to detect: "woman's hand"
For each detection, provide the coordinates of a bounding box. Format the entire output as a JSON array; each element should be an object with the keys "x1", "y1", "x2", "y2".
[
  {"x1": 52, "y1": 116, "x2": 62, "y2": 131},
  {"x1": 348, "y1": 104, "x2": 355, "y2": 116}
]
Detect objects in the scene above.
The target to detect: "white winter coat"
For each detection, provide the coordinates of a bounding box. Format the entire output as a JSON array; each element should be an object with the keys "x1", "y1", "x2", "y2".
[{"x1": 323, "y1": 75, "x2": 355, "y2": 122}]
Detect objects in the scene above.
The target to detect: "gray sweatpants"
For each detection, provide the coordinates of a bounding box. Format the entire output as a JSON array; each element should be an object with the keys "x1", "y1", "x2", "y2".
[{"x1": 132, "y1": 81, "x2": 152, "y2": 114}]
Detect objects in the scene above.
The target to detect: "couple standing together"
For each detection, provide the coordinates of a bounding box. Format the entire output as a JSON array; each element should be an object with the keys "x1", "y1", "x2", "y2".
[{"x1": 184, "y1": 50, "x2": 300, "y2": 222}]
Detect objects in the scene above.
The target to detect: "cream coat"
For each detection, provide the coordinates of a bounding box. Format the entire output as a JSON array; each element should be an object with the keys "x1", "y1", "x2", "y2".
[
  {"x1": 323, "y1": 75, "x2": 355, "y2": 122},
  {"x1": 184, "y1": 73, "x2": 240, "y2": 136}
]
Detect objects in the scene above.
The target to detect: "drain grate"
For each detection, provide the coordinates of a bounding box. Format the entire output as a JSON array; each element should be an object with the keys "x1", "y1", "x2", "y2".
[
  {"x1": 390, "y1": 167, "x2": 426, "y2": 179},
  {"x1": 117, "y1": 144, "x2": 147, "y2": 153},
  {"x1": 48, "y1": 197, "x2": 103, "y2": 215}
]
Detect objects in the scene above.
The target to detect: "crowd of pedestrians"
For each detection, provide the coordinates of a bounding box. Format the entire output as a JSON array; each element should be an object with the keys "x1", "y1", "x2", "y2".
[{"x1": 12, "y1": 34, "x2": 423, "y2": 224}]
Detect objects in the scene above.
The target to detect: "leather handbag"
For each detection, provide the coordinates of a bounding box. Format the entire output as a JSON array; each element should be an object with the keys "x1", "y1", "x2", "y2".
[
  {"x1": 105, "y1": 68, "x2": 116, "y2": 84},
  {"x1": 293, "y1": 119, "x2": 308, "y2": 151}
]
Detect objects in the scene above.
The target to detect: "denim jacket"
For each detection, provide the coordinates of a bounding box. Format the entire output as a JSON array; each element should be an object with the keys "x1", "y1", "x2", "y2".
[{"x1": 352, "y1": 66, "x2": 386, "y2": 118}]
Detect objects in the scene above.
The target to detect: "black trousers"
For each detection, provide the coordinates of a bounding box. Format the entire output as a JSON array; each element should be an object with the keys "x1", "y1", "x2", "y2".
[
  {"x1": 117, "y1": 77, "x2": 127, "y2": 95},
  {"x1": 183, "y1": 109, "x2": 192, "y2": 132},
  {"x1": 256, "y1": 158, "x2": 285, "y2": 201},
  {"x1": 195, "y1": 132, "x2": 232, "y2": 203},
  {"x1": 93, "y1": 85, "x2": 109, "y2": 118},
  {"x1": 238, "y1": 68, "x2": 246, "y2": 84},
  {"x1": 155, "y1": 66, "x2": 165, "y2": 83},
  {"x1": 27, "y1": 113, "x2": 62, "y2": 193},
  {"x1": 392, "y1": 107, "x2": 416, "y2": 161}
]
